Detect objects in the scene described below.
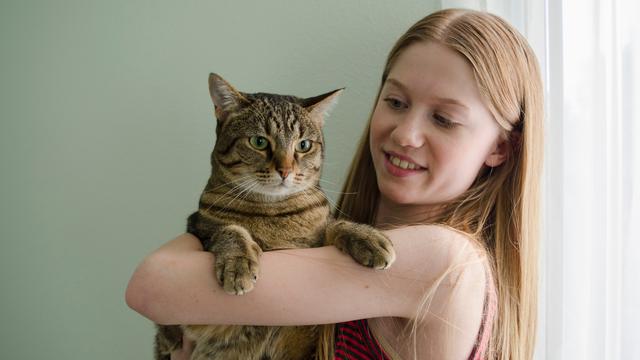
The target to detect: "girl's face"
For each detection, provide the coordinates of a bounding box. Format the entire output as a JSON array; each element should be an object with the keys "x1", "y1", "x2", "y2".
[{"x1": 370, "y1": 41, "x2": 507, "y2": 218}]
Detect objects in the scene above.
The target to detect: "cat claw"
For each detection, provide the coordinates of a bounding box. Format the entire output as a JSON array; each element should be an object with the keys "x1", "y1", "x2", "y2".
[
  {"x1": 216, "y1": 256, "x2": 260, "y2": 295},
  {"x1": 345, "y1": 230, "x2": 396, "y2": 270}
]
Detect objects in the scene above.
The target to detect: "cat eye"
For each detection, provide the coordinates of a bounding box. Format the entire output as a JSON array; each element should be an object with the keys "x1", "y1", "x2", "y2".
[
  {"x1": 249, "y1": 136, "x2": 269, "y2": 150},
  {"x1": 296, "y1": 139, "x2": 312, "y2": 153}
]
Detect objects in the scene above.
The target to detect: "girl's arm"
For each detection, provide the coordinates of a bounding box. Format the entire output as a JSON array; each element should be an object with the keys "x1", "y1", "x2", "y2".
[{"x1": 125, "y1": 225, "x2": 486, "y2": 328}]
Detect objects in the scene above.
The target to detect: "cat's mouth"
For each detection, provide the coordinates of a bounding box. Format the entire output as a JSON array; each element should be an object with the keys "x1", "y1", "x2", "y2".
[
  {"x1": 274, "y1": 179, "x2": 296, "y2": 190},
  {"x1": 252, "y1": 182, "x2": 300, "y2": 198},
  {"x1": 257, "y1": 177, "x2": 295, "y2": 189},
  {"x1": 239, "y1": 173, "x2": 311, "y2": 198}
]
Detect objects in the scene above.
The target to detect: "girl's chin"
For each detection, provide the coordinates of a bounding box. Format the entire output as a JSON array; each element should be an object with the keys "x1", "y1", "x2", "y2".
[
  {"x1": 379, "y1": 188, "x2": 424, "y2": 206},
  {"x1": 379, "y1": 185, "x2": 453, "y2": 207}
]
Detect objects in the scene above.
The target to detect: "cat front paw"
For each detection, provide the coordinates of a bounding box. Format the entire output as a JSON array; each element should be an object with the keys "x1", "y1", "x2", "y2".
[
  {"x1": 209, "y1": 225, "x2": 263, "y2": 295},
  {"x1": 326, "y1": 220, "x2": 396, "y2": 270}
]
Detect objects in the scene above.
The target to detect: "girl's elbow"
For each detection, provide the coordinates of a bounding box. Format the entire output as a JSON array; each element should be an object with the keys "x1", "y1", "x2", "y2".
[
  {"x1": 125, "y1": 279, "x2": 150, "y2": 318},
  {"x1": 125, "y1": 256, "x2": 168, "y2": 323}
]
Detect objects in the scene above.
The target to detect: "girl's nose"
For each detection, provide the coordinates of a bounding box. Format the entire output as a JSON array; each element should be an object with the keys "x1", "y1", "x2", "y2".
[{"x1": 390, "y1": 111, "x2": 425, "y2": 148}]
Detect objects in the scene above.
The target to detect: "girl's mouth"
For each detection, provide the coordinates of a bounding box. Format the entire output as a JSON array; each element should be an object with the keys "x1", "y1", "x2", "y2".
[{"x1": 383, "y1": 152, "x2": 426, "y2": 177}]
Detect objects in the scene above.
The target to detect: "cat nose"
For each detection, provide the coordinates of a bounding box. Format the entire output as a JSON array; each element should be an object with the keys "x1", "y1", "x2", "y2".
[
  {"x1": 274, "y1": 150, "x2": 293, "y2": 180},
  {"x1": 277, "y1": 167, "x2": 291, "y2": 179}
]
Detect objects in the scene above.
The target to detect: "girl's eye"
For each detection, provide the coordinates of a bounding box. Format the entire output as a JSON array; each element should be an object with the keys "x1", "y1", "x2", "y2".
[
  {"x1": 295, "y1": 139, "x2": 312, "y2": 153},
  {"x1": 249, "y1": 136, "x2": 269, "y2": 150},
  {"x1": 433, "y1": 113, "x2": 456, "y2": 129},
  {"x1": 383, "y1": 97, "x2": 407, "y2": 110}
]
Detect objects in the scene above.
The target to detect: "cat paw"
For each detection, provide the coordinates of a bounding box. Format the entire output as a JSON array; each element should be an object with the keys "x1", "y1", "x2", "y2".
[
  {"x1": 346, "y1": 229, "x2": 396, "y2": 270},
  {"x1": 328, "y1": 221, "x2": 396, "y2": 270},
  {"x1": 214, "y1": 252, "x2": 261, "y2": 295},
  {"x1": 208, "y1": 225, "x2": 263, "y2": 295}
]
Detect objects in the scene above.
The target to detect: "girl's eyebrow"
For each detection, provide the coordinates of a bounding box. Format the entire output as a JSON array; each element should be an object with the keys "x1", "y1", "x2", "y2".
[
  {"x1": 385, "y1": 78, "x2": 409, "y2": 93},
  {"x1": 385, "y1": 77, "x2": 470, "y2": 113},
  {"x1": 434, "y1": 96, "x2": 470, "y2": 112}
]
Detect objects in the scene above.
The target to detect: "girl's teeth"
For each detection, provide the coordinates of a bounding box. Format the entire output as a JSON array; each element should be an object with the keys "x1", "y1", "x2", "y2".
[{"x1": 389, "y1": 155, "x2": 417, "y2": 170}]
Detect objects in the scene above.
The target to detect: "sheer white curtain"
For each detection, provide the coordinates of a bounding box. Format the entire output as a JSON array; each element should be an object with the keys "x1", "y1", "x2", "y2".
[
  {"x1": 440, "y1": 1, "x2": 640, "y2": 359},
  {"x1": 544, "y1": 1, "x2": 640, "y2": 359}
]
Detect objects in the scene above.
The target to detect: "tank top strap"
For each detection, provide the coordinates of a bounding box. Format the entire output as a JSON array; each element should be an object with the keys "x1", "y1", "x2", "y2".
[{"x1": 468, "y1": 263, "x2": 498, "y2": 360}]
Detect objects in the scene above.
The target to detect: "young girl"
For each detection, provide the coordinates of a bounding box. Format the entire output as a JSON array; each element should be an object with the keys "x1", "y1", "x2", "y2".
[{"x1": 126, "y1": 8, "x2": 543, "y2": 360}]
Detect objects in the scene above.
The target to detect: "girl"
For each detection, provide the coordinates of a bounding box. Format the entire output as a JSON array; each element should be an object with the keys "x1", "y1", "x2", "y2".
[{"x1": 126, "y1": 8, "x2": 543, "y2": 360}]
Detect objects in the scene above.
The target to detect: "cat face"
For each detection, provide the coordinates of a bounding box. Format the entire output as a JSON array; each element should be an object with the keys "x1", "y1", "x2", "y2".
[{"x1": 208, "y1": 74, "x2": 343, "y2": 199}]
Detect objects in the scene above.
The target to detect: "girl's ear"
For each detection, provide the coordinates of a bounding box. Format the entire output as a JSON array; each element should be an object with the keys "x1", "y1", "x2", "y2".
[
  {"x1": 484, "y1": 139, "x2": 508, "y2": 168},
  {"x1": 484, "y1": 131, "x2": 520, "y2": 167}
]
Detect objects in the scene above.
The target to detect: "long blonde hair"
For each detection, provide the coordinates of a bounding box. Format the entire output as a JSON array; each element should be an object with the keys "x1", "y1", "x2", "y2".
[{"x1": 317, "y1": 8, "x2": 544, "y2": 360}]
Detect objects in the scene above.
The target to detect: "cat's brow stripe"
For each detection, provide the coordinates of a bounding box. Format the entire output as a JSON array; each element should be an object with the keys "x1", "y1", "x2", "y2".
[
  {"x1": 216, "y1": 138, "x2": 240, "y2": 157},
  {"x1": 267, "y1": 119, "x2": 276, "y2": 135}
]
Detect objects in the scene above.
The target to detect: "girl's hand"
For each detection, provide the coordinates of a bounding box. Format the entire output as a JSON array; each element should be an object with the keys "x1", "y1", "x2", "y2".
[{"x1": 170, "y1": 335, "x2": 194, "y2": 360}]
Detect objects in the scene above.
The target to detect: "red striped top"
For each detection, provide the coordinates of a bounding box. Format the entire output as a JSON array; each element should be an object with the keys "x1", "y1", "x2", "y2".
[
  {"x1": 335, "y1": 318, "x2": 390, "y2": 360},
  {"x1": 334, "y1": 268, "x2": 497, "y2": 360}
]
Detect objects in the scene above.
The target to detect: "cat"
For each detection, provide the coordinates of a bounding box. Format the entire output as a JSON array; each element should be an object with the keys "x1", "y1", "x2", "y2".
[{"x1": 154, "y1": 73, "x2": 396, "y2": 360}]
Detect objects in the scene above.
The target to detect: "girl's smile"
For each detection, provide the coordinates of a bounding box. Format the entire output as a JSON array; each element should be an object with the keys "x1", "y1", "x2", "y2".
[{"x1": 383, "y1": 151, "x2": 427, "y2": 177}]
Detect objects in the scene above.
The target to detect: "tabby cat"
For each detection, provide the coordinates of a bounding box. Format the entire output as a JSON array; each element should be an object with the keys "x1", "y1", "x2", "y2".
[{"x1": 154, "y1": 73, "x2": 396, "y2": 360}]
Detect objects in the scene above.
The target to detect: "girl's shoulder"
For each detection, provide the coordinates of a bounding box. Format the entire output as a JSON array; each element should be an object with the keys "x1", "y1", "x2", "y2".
[
  {"x1": 368, "y1": 225, "x2": 493, "y2": 359},
  {"x1": 380, "y1": 223, "x2": 491, "y2": 320}
]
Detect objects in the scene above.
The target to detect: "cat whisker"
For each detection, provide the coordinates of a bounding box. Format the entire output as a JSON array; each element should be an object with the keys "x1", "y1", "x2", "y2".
[
  {"x1": 317, "y1": 178, "x2": 343, "y2": 186},
  {"x1": 201, "y1": 174, "x2": 255, "y2": 195},
  {"x1": 203, "y1": 178, "x2": 257, "y2": 213},
  {"x1": 319, "y1": 161, "x2": 341, "y2": 167},
  {"x1": 315, "y1": 186, "x2": 358, "y2": 196},
  {"x1": 299, "y1": 188, "x2": 340, "y2": 218},
  {"x1": 298, "y1": 190, "x2": 327, "y2": 214},
  {"x1": 308, "y1": 187, "x2": 350, "y2": 219},
  {"x1": 218, "y1": 180, "x2": 261, "y2": 213},
  {"x1": 227, "y1": 180, "x2": 260, "y2": 206}
]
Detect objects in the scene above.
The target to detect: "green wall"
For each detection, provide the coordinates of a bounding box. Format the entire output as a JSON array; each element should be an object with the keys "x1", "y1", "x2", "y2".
[{"x1": 0, "y1": 1, "x2": 439, "y2": 358}]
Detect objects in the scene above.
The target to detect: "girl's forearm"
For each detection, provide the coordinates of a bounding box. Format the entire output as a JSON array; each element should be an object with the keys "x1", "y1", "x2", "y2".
[{"x1": 125, "y1": 226, "x2": 486, "y2": 327}]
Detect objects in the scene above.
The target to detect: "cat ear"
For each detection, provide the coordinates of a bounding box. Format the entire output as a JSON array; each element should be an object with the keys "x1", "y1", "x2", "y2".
[
  {"x1": 302, "y1": 88, "x2": 344, "y2": 127},
  {"x1": 208, "y1": 73, "x2": 247, "y2": 121}
]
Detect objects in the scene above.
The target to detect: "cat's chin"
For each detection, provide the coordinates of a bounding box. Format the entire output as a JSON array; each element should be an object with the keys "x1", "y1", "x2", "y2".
[{"x1": 250, "y1": 185, "x2": 307, "y2": 201}]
